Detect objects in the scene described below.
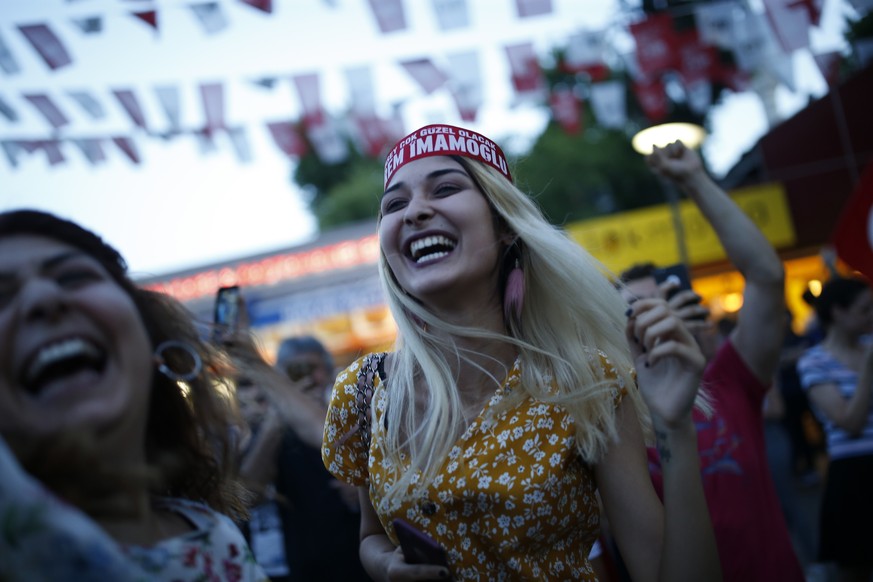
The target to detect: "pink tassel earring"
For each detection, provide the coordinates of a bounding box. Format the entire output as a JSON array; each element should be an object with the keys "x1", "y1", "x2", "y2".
[{"x1": 504, "y1": 258, "x2": 525, "y2": 321}]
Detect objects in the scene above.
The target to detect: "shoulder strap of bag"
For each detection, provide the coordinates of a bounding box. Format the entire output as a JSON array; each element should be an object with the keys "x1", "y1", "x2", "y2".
[{"x1": 352, "y1": 352, "x2": 386, "y2": 450}]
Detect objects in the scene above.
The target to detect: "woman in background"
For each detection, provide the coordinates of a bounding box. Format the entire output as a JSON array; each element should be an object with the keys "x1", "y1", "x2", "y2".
[{"x1": 798, "y1": 276, "x2": 873, "y2": 582}]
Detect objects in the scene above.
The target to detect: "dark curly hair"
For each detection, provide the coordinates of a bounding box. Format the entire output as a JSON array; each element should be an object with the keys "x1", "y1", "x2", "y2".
[{"x1": 0, "y1": 209, "x2": 248, "y2": 519}]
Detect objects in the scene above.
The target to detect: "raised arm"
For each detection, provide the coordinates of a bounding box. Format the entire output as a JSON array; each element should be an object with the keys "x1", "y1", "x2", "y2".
[
  {"x1": 647, "y1": 141, "x2": 785, "y2": 383},
  {"x1": 597, "y1": 299, "x2": 720, "y2": 582}
]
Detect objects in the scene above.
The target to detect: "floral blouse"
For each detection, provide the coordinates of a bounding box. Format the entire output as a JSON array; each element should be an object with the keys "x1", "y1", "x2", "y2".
[
  {"x1": 121, "y1": 498, "x2": 268, "y2": 582},
  {"x1": 0, "y1": 435, "x2": 267, "y2": 582},
  {"x1": 323, "y1": 354, "x2": 624, "y2": 581}
]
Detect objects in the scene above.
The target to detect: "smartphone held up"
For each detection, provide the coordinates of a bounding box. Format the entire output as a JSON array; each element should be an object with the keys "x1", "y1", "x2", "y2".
[
  {"x1": 653, "y1": 264, "x2": 707, "y2": 321},
  {"x1": 213, "y1": 285, "x2": 241, "y2": 341}
]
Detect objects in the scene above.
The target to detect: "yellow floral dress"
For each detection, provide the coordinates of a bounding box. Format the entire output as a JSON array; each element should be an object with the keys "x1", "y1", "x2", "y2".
[{"x1": 322, "y1": 354, "x2": 615, "y2": 581}]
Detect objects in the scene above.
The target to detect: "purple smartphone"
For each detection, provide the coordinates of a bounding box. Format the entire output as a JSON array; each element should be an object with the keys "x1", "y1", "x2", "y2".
[{"x1": 392, "y1": 518, "x2": 449, "y2": 567}]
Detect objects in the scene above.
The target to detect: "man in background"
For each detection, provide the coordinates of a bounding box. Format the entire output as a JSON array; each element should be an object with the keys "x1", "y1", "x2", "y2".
[{"x1": 618, "y1": 141, "x2": 804, "y2": 582}]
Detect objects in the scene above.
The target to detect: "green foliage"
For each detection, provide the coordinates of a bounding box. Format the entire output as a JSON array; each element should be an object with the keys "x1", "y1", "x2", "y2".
[
  {"x1": 514, "y1": 120, "x2": 665, "y2": 226},
  {"x1": 312, "y1": 158, "x2": 384, "y2": 229},
  {"x1": 292, "y1": 132, "x2": 368, "y2": 209}
]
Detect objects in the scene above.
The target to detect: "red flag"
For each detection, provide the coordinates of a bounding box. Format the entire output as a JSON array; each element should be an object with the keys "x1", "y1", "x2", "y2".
[
  {"x1": 504, "y1": 42, "x2": 545, "y2": 96},
  {"x1": 239, "y1": 0, "x2": 273, "y2": 13},
  {"x1": 23, "y1": 94, "x2": 69, "y2": 129},
  {"x1": 515, "y1": 0, "x2": 552, "y2": 18},
  {"x1": 367, "y1": 0, "x2": 407, "y2": 33},
  {"x1": 352, "y1": 114, "x2": 392, "y2": 157},
  {"x1": 629, "y1": 14, "x2": 678, "y2": 78},
  {"x1": 633, "y1": 78, "x2": 668, "y2": 122},
  {"x1": 17, "y1": 24, "x2": 72, "y2": 70},
  {"x1": 549, "y1": 86, "x2": 582, "y2": 135},
  {"x1": 677, "y1": 28, "x2": 717, "y2": 85},
  {"x1": 132, "y1": 11, "x2": 159, "y2": 30},
  {"x1": 833, "y1": 162, "x2": 873, "y2": 281},
  {"x1": 560, "y1": 30, "x2": 608, "y2": 80},
  {"x1": 113, "y1": 89, "x2": 148, "y2": 130},
  {"x1": 267, "y1": 121, "x2": 307, "y2": 157}
]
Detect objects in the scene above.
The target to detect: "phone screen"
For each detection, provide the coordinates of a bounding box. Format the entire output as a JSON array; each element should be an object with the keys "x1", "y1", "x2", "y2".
[
  {"x1": 214, "y1": 285, "x2": 241, "y2": 328},
  {"x1": 653, "y1": 264, "x2": 692, "y2": 300}
]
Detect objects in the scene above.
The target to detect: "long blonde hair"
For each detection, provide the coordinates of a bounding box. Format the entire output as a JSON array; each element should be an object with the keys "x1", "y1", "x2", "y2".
[{"x1": 377, "y1": 157, "x2": 650, "y2": 507}]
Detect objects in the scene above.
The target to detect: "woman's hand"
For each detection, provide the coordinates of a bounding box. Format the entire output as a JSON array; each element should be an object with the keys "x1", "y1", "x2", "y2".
[
  {"x1": 383, "y1": 546, "x2": 450, "y2": 581},
  {"x1": 626, "y1": 298, "x2": 706, "y2": 429}
]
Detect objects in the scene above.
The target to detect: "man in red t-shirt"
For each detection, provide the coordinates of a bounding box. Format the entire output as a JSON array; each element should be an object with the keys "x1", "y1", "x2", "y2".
[{"x1": 618, "y1": 141, "x2": 804, "y2": 582}]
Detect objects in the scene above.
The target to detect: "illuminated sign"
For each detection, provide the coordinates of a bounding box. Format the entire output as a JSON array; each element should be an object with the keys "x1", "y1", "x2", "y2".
[{"x1": 144, "y1": 234, "x2": 380, "y2": 301}]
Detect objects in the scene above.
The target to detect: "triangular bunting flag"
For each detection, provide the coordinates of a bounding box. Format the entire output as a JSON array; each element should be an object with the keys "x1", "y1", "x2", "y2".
[
  {"x1": 71, "y1": 138, "x2": 106, "y2": 165},
  {"x1": 292, "y1": 73, "x2": 324, "y2": 123},
  {"x1": 446, "y1": 50, "x2": 482, "y2": 122},
  {"x1": 306, "y1": 116, "x2": 349, "y2": 164},
  {"x1": 366, "y1": 0, "x2": 407, "y2": 33},
  {"x1": 227, "y1": 127, "x2": 253, "y2": 163},
  {"x1": 132, "y1": 11, "x2": 159, "y2": 30},
  {"x1": 515, "y1": 0, "x2": 552, "y2": 18},
  {"x1": 432, "y1": 0, "x2": 469, "y2": 30},
  {"x1": 155, "y1": 85, "x2": 182, "y2": 135},
  {"x1": 629, "y1": 14, "x2": 679, "y2": 78},
  {"x1": 20, "y1": 140, "x2": 65, "y2": 166},
  {"x1": 761, "y1": 0, "x2": 809, "y2": 53},
  {"x1": 1, "y1": 141, "x2": 22, "y2": 167},
  {"x1": 67, "y1": 90, "x2": 106, "y2": 119},
  {"x1": 17, "y1": 24, "x2": 72, "y2": 70},
  {"x1": 0, "y1": 95, "x2": 19, "y2": 122},
  {"x1": 812, "y1": 52, "x2": 841, "y2": 87},
  {"x1": 562, "y1": 30, "x2": 608, "y2": 80},
  {"x1": 694, "y1": 1, "x2": 741, "y2": 50},
  {"x1": 190, "y1": 2, "x2": 228, "y2": 34},
  {"x1": 112, "y1": 136, "x2": 141, "y2": 164},
  {"x1": 549, "y1": 85, "x2": 583, "y2": 135},
  {"x1": 632, "y1": 78, "x2": 668, "y2": 122},
  {"x1": 23, "y1": 93, "x2": 69, "y2": 129},
  {"x1": 590, "y1": 80, "x2": 627, "y2": 128},
  {"x1": 112, "y1": 89, "x2": 148, "y2": 130},
  {"x1": 267, "y1": 121, "x2": 307, "y2": 157},
  {"x1": 200, "y1": 82, "x2": 225, "y2": 134},
  {"x1": 0, "y1": 32, "x2": 21, "y2": 75},
  {"x1": 239, "y1": 0, "x2": 273, "y2": 13},
  {"x1": 504, "y1": 42, "x2": 545, "y2": 98},
  {"x1": 345, "y1": 65, "x2": 377, "y2": 114},
  {"x1": 399, "y1": 58, "x2": 449, "y2": 94},
  {"x1": 71, "y1": 16, "x2": 103, "y2": 34}
]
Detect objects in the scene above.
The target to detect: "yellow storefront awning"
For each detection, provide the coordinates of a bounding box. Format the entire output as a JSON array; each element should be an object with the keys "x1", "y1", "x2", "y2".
[{"x1": 565, "y1": 182, "x2": 797, "y2": 275}]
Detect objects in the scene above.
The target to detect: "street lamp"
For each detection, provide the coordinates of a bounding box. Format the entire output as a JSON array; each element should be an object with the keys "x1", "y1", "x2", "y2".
[
  {"x1": 631, "y1": 119, "x2": 707, "y2": 266},
  {"x1": 631, "y1": 121, "x2": 706, "y2": 154}
]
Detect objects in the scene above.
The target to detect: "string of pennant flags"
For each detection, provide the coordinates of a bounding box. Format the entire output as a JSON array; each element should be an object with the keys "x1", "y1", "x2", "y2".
[{"x1": 0, "y1": 0, "x2": 870, "y2": 171}]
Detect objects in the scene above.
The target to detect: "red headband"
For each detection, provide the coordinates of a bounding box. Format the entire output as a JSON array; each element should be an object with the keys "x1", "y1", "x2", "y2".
[{"x1": 384, "y1": 124, "x2": 512, "y2": 188}]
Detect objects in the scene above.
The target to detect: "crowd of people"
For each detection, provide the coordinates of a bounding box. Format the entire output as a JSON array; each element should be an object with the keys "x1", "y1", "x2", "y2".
[{"x1": 0, "y1": 122, "x2": 867, "y2": 582}]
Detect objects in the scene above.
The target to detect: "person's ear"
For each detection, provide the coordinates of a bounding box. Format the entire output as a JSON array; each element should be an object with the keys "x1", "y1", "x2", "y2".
[{"x1": 499, "y1": 231, "x2": 518, "y2": 247}]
